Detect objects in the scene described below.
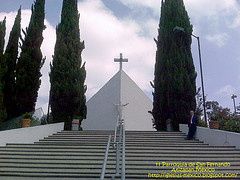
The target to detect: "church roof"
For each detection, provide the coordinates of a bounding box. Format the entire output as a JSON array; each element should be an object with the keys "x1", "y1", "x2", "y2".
[{"x1": 82, "y1": 70, "x2": 154, "y2": 131}]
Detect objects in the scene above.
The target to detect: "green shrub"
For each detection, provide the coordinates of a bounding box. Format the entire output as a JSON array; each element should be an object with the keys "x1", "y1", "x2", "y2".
[
  {"x1": 223, "y1": 118, "x2": 240, "y2": 133},
  {"x1": 198, "y1": 120, "x2": 208, "y2": 127},
  {"x1": 23, "y1": 112, "x2": 31, "y2": 119},
  {"x1": 31, "y1": 117, "x2": 41, "y2": 126},
  {"x1": 0, "y1": 115, "x2": 41, "y2": 131}
]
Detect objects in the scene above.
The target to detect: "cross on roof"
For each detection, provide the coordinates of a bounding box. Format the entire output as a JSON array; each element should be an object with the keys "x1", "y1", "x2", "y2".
[{"x1": 114, "y1": 53, "x2": 128, "y2": 71}]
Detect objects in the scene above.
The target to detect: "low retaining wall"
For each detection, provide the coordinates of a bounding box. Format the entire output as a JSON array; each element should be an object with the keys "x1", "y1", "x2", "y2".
[
  {"x1": 180, "y1": 124, "x2": 240, "y2": 149},
  {"x1": 0, "y1": 122, "x2": 64, "y2": 146}
]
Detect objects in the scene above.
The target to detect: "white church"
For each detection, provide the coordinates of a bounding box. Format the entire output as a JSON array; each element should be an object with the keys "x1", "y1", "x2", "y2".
[{"x1": 82, "y1": 53, "x2": 154, "y2": 131}]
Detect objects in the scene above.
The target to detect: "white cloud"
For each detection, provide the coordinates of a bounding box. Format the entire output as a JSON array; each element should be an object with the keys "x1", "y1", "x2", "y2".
[
  {"x1": 120, "y1": 0, "x2": 239, "y2": 21},
  {"x1": 78, "y1": 0, "x2": 155, "y2": 97},
  {"x1": 216, "y1": 85, "x2": 236, "y2": 97},
  {"x1": 184, "y1": 0, "x2": 238, "y2": 18},
  {"x1": 0, "y1": 9, "x2": 56, "y2": 113},
  {"x1": 2, "y1": 0, "x2": 238, "y2": 114},
  {"x1": 139, "y1": 18, "x2": 158, "y2": 38},
  {"x1": 120, "y1": 0, "x2": 160, "y2": 14},
  {"x1": 231, "y1": 12, "x2": 240, "y2": 28},
  {"x1": 36, "y1": 20, "x2": 56, "y2": 110},
  {"x1": 184, "y1": 0, "x2": 240, "y2": 32},
  {"x1": 0, "y1": 10, "x2": 31, "y2": 49},
  {"x1": 0, "y1": 0, "x2": 157, "y2": 113},
  {"x1": 206, "y1": 33, "x2": 229, "y2": 47}
]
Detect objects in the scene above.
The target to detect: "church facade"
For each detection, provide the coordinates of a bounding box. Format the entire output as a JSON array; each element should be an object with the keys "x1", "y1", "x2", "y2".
[{"x1": 82, "y1": 54, "x2": 154, "y2": 131}]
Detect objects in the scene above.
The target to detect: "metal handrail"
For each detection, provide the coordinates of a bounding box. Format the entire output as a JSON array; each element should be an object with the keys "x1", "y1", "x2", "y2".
[
  {"x1": 100, "y1": 135, "x2": 112, "y2": 180},
  {"x1": 121, "y1": 119, "x2": 126, "y2": 180},
  {"x1": 100, "y1": 114, "x2": 126, "y2": 179},
  {"x1": 113, "y1": 115, "x2": 120, "y2": 146}
]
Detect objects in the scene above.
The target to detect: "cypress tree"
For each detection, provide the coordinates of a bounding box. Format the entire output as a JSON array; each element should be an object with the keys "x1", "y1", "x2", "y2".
[
  {"x1": 0, "y1": 17, "x2": 7, "y2": 122},
  {"x1": 15, "y1": 0, "x2": 45, "y2": 116},
  {"x1": 152, "y1": 0, "x2": 196, "y2": 131},
  {"x1": 0, "y1": 17, "x2": 6, "y2": 54},
  {"x1": 50, "y1": 0, "x2": 86, "y2": 130},
  {"x1": 3, "y1": 8, "x2": 21, "y2": 120}
]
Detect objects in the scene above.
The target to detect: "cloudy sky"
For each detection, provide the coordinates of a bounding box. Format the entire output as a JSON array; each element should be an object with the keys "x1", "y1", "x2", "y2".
[{"x1": 0, "y1": 0, "x2": 240, "y2": 113}]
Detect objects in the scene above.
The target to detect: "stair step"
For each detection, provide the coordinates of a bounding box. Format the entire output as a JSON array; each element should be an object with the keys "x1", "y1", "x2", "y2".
[
  {"x1": 59, "y1": 131, "x2": 185, "y2": 135},
  {"x1": 3, "y1": 144, "x2": 236, "y2": 150},
  {"x1": 0, "y1": 148, "x2": 239, "y2": 154},
  {"x1": 1, "y1": 155, "x2": 240, "y2": 161},
  {"x1": 1, "y1": 159, "x2": 240, "y2": 166},
  {"x1": 1, "y1": 173, "x2": 239, "y2": 180},
  {"x1": 51, "y1": 134, "x2": 186, "y2": 137},
  {"x1": 1, "y1": 163, "x2": 240, "y2": 170},
  {"x1": 33, "y1": 142, "x2": 213, "y2": 147},
  {"x1": 1, "y1": 167, "x2": 239, "y2": 174},
  {"x1": 38, "y1": 139, "x2": 202, "y2": 143},
  {"x1": 0, "y1": 151, "x2": 239, "y2": 158},
  {"x1": 46, "y1": 136, "x2": 187, "y2": 139},
  {"x1": 0, "y1": 129, "x2": 238, "y2": 179},
  {"x1": 35, "y1": 141, "x2": 206, "y2": 145}
]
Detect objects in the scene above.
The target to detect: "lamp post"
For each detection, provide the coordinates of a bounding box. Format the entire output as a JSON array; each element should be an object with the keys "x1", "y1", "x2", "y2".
[
  {"x1": 173, "y1": 26, "x2": 207, "y2": 123},
  {"x1": 231, "y1": 94, "x2": 237, "y2": 114}
]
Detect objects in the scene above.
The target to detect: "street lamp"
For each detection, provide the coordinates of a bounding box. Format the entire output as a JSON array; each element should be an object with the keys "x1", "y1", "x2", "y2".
[
  {"x1": 231, "y1": 94, "x2": 237, "y2": 114},
  {"x1": 173, "y1": 26, "x2": 207, "y2": 123}
]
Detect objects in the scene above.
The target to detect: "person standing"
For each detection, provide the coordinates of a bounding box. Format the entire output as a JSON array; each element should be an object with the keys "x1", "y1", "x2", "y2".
[{"x1": 185, "y1": 110, "x2": 198, "y2": 140}]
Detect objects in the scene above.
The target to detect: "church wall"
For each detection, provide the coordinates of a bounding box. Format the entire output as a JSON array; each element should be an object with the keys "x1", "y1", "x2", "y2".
[
  {"x1": 121, "y1": 71, "x2": 154, "y2": 131},
  {"x1": 82, "y1": 70, "x2": 155, "y2": 131},
  {"x1": 82, "y1": 72, "x2": 121, "y2": 130}
]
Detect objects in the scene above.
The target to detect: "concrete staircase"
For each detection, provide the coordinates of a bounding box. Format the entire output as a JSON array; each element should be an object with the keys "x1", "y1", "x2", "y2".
[{"x1": 0, "y1": 130, "x2": 240, "y2": 179}]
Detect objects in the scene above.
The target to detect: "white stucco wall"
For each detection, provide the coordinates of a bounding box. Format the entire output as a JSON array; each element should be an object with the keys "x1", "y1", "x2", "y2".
[
  {"x1": 0, "y1": 123, "x2": 64, "y2": 146},
  {"x1": 121, "y1": 71, "x2": 154, "y2": 131},
  {"x1": 82, "y1": 70, "x2": 154, "y2": 131},
  {"x1": 180, "y1": 124, "x2": 240, "y2": 149},
  {"x1": 82, "y1": 71, "x2": 120, "y2": 130}
]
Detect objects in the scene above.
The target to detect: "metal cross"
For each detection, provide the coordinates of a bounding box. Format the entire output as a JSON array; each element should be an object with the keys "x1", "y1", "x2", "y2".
[{"x1": 114, "y1": 53, "x2": 128, "y2": 71}]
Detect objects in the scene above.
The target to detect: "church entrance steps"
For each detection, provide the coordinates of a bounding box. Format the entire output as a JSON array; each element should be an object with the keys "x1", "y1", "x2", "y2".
[
  {"x1": 4, "y1": 143, "x2": 107, "y2": 148},
  {"x1": 1, "y1": 154, "x2": 240, "y2": 162},
  {"x1": 0, "y1": 159, "x2": 110, "y2": 164},
  {"x1": 60, "y1": 130, "x2": 185, "y2": 135},
  {"x1": 47, "y1": 136, "x2": 188, "y2": 140},
  {"x1": 46, "y1": 135, "x2": 187, "y2": 138},
  {"x1": 1, "y1": 166, "x2": 240, "y2": 174},
  {"x1": 33, "y1": 142, "x2": 210, "y2": 147},
  {"x1": 0, "y1": 177, "x2": 98, "y2": 180},
  {"x1": 1, "y1": 158, "x2": 240, "y2": 166},
  {"x1": 1, "y1": 162, "x2": 240, "y2": 171},
  {"x1": 0, "y1": 148, "x2": 240, "y2": 157},
  {"x1": 0, "y1": 151, "x2": 240, "y2": 158},
  {"x1": 34, "y1": 140, "x2": 207, "y2": 144},
  {"x1": 0, "y1": 169, "x2": 240, "y2": 179},
  {"x1": 2, "y1": 143, "x2": 236, "y2": 150},
  {"x1": 1, "y1": 166, "x2": 240, "y2": 173},
  {"x1": 38, "y1": 139, "x2": 203, "y2": 143},
  {"x1": 0, "y1": 130, "x2": 240, "y2": 179}
]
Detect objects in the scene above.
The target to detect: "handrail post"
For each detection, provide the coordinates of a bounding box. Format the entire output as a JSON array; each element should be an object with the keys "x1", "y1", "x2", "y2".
[
  {"x1": 113, "y1": 115, "x2": 119, "y2": 146},
  {"x1": 100, "y1": 135, "x2": 111, "y2": 180},
  {"x1": 121, "y1": 120, "x2": 126, "y2": 180},
  {"x1": 116, "y1": 142, "x2": 120, "y2": 175}
]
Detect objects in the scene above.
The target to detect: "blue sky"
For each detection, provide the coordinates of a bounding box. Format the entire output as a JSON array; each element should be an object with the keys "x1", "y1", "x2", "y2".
[{"x1": 0, "y1": 0, "x2": 240, "y2": 113}]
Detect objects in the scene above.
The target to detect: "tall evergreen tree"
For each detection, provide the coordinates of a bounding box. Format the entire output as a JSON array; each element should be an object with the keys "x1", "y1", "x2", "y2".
[
  {"x1": 50, "y1": 0, "x2": 86, "y2": 130},
  {"x1": 15, "y1": 0, "x2": 45, "y2": 116},
  {"x1": 0, "y1": 17, "x2": 6, "y2": 54},
  {"x1": 3, "y1": 8, "x2": 21, "y2": 120},
  {"x1": 152, "y1": 0, "x2": 197, "y2": 131},
  {"x1": 0, "y1": 17, "x2": 7, "y2": 123}
]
